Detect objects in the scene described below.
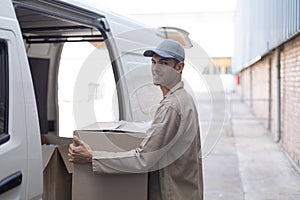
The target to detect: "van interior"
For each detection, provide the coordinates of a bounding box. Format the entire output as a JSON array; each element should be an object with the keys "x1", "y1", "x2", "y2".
[{"x1": 14, "y1": 0, "x2": 111, "y2": 136}]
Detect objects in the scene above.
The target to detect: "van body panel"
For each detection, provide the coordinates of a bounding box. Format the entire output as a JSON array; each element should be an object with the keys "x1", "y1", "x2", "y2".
[
  {"x1": 0, "y1": 1, "x2": 43, "y2": 199},
  {"x1": 8, "y1": 3, "x2": 44, "y2": 199},
  {"x1": 19, "y1": 33, "x2": 44, "y2": 200},
  {"x1": 0, "y1": 0, "x2": 16, "y2": 20},
  {"x1": 0, "y1": 28, "x2": 28, "y2": 200}
]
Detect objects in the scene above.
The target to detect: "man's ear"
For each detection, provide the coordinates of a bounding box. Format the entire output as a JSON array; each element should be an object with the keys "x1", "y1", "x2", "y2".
[{"x1": 176, "y1": 62, "x2": 184, "y2": 73}]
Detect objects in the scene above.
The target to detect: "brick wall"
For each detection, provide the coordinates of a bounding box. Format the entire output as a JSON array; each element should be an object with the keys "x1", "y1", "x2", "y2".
[
  {"x1": 270, "y1": 52, "x2": 278, "y2": 140},
  {"x1": 251, "y1": 59, "x2": 270, "y2": 128},
  {"x1": 239, "y1": 34, "x2": 300, "y2": 166},
  {"x1": 239, "y1": 59, "x2": 270, "y2": 128},
  {"x1": 281, "y1": 36, "x2": 300, "y2": 166},
  {"x1": 240, "y1": 67, "x2": 251, "y2": 107}
]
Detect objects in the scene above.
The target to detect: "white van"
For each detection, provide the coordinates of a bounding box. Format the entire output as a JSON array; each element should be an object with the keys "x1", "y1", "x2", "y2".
[{"x1": 0, "y1": 0, "x2": 196, "y2": 199}]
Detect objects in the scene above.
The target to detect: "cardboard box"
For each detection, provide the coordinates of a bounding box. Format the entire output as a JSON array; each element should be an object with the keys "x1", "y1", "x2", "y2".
[
  {"x1": 41, "y1": 135, "x2": 73, "y2": 200},
  {"x1": 72, "y1": 122, "x2": 148, "y2": 200}
]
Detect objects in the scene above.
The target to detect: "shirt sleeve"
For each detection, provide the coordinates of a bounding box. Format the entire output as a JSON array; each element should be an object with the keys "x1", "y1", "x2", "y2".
[{"x1": 92, "y1": 104, "x2": 181, "y2": 174}]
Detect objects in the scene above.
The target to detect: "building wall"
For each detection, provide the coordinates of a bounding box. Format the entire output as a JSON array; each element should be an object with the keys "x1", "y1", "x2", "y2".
[
  {"x1": 239, "y1": 34, "x2": 300, "y2": 166},
  {"x1": 270, "y1": 52, "x2": 278, "y2": 140},
  {"x1": 240, "y1": 67, "x2": 251, "y2": 107},
  {"x1": 280, "y1": 36, "x2": 300, "y2": 166},
  {"x1": 251, "y1": 58, "x2": 270, "y2": 128}
]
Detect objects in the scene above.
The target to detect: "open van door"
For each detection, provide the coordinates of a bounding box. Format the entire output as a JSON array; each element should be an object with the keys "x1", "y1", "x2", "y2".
[{"x1": 157, "y1": 27, "x2": 193, "y2": 48}]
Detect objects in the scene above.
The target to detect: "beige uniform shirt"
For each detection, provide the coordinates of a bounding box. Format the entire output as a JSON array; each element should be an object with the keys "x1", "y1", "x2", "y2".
[{"x1": 92, "y1": 81, "x2": 203, "y2": 200}]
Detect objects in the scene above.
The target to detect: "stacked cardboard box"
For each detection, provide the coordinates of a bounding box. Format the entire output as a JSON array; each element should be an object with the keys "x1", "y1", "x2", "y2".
[{"x1": 41, "y1": 135, "x2": 73, "y2": 200}]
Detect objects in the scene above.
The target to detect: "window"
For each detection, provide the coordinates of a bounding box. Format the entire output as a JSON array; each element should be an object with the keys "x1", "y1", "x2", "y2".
[
  {"x1": 226, "y1": 66, "x2": 232, "y2": 74},
  {"x1": 0, "y1": 40, "x2": 9, "y2": 144},
  {"x1": 58, "y1": 42, "x2": 119, "y2": 137}
]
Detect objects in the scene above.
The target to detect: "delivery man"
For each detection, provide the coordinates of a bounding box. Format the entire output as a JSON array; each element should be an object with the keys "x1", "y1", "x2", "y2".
[{"x1": 69, "y1": 39, "x2": 203, "y2": 200}]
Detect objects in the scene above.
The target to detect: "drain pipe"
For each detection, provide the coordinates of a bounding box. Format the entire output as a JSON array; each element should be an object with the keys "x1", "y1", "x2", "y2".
[{"x1": 275, "y1": 48, "x2": 281, "y2": 143}]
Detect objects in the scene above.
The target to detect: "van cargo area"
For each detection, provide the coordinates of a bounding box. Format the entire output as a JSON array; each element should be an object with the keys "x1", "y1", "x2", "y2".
[{"x1": 14, "y1": 0, "x2": 108, "y2": 136}]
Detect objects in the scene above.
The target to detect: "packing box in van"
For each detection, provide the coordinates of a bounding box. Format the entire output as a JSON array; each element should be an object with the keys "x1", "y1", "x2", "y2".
[
  {"x1": 41, "y1": 135, "x2": 73, "y2": 200},
  {"x1": 72, "y1": 122, "x2": 148, "y2": 200}
]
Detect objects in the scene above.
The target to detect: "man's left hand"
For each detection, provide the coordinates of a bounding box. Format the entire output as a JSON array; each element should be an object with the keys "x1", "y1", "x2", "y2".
[{"x1": 68, "y1": 136, "x2": 93, "y2": 164}]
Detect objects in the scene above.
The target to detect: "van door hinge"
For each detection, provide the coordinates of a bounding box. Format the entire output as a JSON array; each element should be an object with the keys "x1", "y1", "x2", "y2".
[{"x1": 98, "y1": 18, "x2": 110, "y2": 32}]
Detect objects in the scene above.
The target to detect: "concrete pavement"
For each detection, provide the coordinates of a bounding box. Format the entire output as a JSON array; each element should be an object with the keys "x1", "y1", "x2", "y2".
[{"x1": 201, "y1": 93, "x2": 300, "y2": 200}]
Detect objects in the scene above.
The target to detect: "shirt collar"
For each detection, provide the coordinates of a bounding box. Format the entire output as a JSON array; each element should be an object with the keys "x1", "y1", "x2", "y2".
[{"x1": 160, "y1": 81, "x2": 184, "y2": 103}]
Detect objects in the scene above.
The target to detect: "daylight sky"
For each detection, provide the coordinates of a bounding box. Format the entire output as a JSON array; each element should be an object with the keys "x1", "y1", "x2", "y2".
[{"x1": 79, "y1": 0, "x2": 237, "y2": 14}]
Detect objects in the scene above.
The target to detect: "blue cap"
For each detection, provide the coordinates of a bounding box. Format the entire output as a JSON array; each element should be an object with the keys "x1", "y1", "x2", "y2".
[{"x1": 143, "y1": 39, "x2": 185, "y2": 61}]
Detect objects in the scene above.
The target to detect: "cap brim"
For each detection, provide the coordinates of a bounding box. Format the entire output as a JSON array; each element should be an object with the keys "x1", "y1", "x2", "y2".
[{"x1": 143, "y1": 49, "x2": 176, "y2": 59}]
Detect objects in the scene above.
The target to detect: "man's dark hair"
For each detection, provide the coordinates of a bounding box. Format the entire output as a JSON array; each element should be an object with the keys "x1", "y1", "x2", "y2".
[{"x1": 174, "y1": 59, "x2": 180, "y2": 66}]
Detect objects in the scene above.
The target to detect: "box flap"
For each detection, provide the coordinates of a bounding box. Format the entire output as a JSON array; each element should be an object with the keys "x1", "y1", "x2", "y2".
[
  {"x1": 81, "y1": 122, "x2": 122, "y2": 130},
  {"x1": 42, "y1": 145, "x2": 56, "y2": 170},
  {"x1": 41, "y1": 134, "x2": 73, "y2": 145},
  {"x1": 117, "y1": 121, "x2": 151, "y2": 133},
  {"x1": 41, "y1": 135, "x2": 73, "y2": 173},
  {"x1": 81, "y1": 121, "x2": 151, "y2": 134},
  {"x1": 58, "y1": 145, "x2": 73, "y2": 174}
]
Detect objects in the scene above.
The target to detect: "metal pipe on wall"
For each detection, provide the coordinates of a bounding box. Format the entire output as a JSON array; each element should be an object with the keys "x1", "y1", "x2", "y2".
[{"x1": 275, "y1": 48, "x2": 281, "y2": 143}]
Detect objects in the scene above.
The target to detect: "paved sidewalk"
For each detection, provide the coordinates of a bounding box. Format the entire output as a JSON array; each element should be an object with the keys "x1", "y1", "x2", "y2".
[{"x1": 202, "y1": 93, "x2": 300, "y2": 200}]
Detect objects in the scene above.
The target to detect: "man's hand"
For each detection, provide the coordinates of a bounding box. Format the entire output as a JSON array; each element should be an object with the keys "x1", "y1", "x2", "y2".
[{"x1": 68, "y1": 136, "x2": 93, "y2": 164}]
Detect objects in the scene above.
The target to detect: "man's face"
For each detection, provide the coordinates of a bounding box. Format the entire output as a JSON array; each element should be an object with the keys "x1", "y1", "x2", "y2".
[
  {"x1": 151, "y1": 54, "x2": 177, "y2": 68},
  {"x1": 151, "y1": 54, "x2": 181, "y2": 89}
]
